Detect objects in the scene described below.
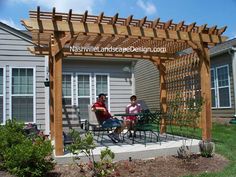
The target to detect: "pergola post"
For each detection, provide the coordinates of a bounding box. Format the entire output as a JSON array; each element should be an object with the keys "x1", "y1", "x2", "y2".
[
  {"x1": 159, "y1": 61, "x2": 167, "y2": 133},
  {"x1": 52, "y1": 32, "x2": 64, "y2": 156},
  {"x1": 195, "y1": 42, "x2": 212, "y2": 141},
  {"x1": 53, "y1": 51, "x2": 63, "y2": 155}
]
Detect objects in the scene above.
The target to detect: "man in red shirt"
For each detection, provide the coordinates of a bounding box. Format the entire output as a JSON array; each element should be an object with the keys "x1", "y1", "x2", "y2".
[{"x1": 92, "y1": 93, "x2": 124, "y2": 143}]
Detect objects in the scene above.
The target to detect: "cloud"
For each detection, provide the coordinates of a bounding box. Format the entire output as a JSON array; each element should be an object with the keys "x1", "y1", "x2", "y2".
[
  {"x1": 0, "y1": 18, "x2": 22, "y2": 29},
  {"x1": 137, "y1": 0, "x2": 157, "y2": 15},
  {"x1": 8, "y1": 0, "x2": 97, "y2": 13}
]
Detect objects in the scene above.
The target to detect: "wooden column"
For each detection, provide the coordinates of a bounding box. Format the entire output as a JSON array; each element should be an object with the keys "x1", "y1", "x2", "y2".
[
  {"x1": 53, "y1": 47, "x2": 64, "y2": 156},
  {"x1": 49, "y1": 56, "x2": 54, "y2": 139},
  {"x1": 159, "y1": 61, "x2": 167, "y2": 133},
  {"x1": 195, "y1": 43, "x2": 212, "y2": 141}
]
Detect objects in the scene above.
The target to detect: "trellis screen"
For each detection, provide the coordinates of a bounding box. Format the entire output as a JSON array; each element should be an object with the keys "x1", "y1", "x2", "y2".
[{"x1": 165, "y1": 52, "x2": 202, "y2": 128}]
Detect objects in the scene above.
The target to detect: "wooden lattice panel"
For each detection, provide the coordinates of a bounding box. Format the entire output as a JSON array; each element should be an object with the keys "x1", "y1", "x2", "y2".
[{"x1": 165, "y1": 52, "x2": 201, "y2": 127}]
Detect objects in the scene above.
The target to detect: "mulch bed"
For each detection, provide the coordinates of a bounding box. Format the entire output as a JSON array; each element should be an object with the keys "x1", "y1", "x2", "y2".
[
  {"x1": 44, "y1": 153, "x2": 228, "y2": 177},
  {"x1": 213, "y1": 117, "x2": 232, "y2": 125}
]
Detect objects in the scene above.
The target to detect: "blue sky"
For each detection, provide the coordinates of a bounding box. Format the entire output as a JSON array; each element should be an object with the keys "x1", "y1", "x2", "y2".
[{"x1": 0, "y1": 0, "x2": 235, "y2": 39}]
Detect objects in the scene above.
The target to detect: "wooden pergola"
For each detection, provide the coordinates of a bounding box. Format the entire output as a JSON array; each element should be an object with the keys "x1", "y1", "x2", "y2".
[{"x1": 22, "y1": 7, "x2": 227, "y2": 156}]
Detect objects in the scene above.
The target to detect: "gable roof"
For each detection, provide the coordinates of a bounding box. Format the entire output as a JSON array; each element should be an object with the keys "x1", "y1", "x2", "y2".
[
  {"x1": 0, "y1": 21, "x2": 32, "y2": 43},
  {"x1": 210, "y1": 38, "x2": 236, "y2": 57}
]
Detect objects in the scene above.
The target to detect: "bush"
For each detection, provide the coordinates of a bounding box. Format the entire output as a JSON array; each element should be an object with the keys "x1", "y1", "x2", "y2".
[
  {"x1": 0, "y1": 120, "x2": 54, "y2": 177},
  {"x1": 66, "y1": 130, "x2": 117, "y2": 177},
  {"x1": 199, "y1": 140, "x2": 214, "y2": 158},
  {"x1": 0, "y1": 120, "x2": 25, "y2": 163}
]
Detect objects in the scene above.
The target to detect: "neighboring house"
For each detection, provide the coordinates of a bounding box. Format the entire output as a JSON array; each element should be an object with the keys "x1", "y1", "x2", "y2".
[
  {"x1": 0, "y1": 22, "x2": 137, "y2": 133},
  {"x1": 210, "y1": 38, "x2": 236, "y2": 118},
  {"x1": 134, "y1": 38, "x2": 236, "y2": 119}
]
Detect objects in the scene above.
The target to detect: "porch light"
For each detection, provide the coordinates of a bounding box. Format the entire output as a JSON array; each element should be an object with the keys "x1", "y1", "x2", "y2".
[{"x1": 44, "y1": 78, "x2": 50, "y2": 87}]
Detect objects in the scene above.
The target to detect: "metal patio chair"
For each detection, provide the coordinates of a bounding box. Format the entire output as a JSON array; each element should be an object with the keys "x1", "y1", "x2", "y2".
[
  {"x1": 133, "y1": 110, "x2": 161, "y2": 145},
  {"x1": 87, "y1": 105, "x2": 120, "y2": 143}
]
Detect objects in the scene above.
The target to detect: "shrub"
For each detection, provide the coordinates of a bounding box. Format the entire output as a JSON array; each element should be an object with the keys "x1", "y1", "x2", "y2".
[
  {"x1": 0, "y1": 120, "x2": 54, "y2": 177},
  {"x1": 94, "y1": 147, "x2": 116, "y2": 177},
  {"x1": 66, "y1": 130, "x2": 117, "y2": 176},
  {"x1": 199, "y1": 140, "x2": 214, "y2": 158},
  {"x1": 0, "y1": 120, "x2": 25, "y2": 163}
]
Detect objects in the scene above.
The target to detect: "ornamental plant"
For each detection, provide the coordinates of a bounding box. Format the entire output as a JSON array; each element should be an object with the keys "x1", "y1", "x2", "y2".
[{"x1": 0, "y1": 120, "x2": 54, "y2": 177}]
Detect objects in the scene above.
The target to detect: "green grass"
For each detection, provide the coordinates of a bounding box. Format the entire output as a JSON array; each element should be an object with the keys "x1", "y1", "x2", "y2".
[{"x1": 169, "y1": 123, "x2": 236, "y2": 177}]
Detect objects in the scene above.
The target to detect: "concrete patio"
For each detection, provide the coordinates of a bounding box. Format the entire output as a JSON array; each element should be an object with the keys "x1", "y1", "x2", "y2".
[{"x1": 54, "y1": 132, "x2": 201, "y2": 164}]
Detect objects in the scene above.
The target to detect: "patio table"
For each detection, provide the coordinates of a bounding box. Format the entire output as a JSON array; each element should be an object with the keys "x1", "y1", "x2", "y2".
[
  {"x1": 114, "y1": 113, "x2": 144, "y2": 141},
  {"x1": 114, "y1": 112, "x2": 161, "y2": 144},
  {"x1": 113, "y1": 112, "x2": 144, "y2": 117}
]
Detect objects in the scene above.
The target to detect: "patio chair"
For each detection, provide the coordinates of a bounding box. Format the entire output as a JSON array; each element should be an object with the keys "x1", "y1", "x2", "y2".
[
  {"x1": 133, "y1": 110, "x2": 161, "y2": 145},
  {"x1": 87, "y1": 105, "x2": 120, "y2": 143}
]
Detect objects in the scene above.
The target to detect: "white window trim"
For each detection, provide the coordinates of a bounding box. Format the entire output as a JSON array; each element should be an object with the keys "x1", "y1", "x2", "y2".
[
  {"x1": 76, "y1": 73, "x2": 92, "y2": 106},
  {"x1": 211, "y1": 68, "x2": 217, "y2": 109},
  {"x1": 9, "y1": 67, "x2": 36, "y2": 123},
  {"x1": 0, "y1": 67, "x2": 6, "y2": 125},
  {"x1": 62, "y1": 72, "x2": 74, "y2": 105},
  {"x1": 94, "y1": 73, "x2": 110, "y2": 111},
  {"x1": 216, "y1": 65, "x2": 231, "y2": 108},
  {"x1": 211, "y1": 65, "x2": 231, "y2": 109}
]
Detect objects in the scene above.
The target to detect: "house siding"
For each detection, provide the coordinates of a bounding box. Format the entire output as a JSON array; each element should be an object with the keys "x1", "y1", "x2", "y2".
[
  {"x1": 0, "y1": 28, "x2": 46, "y2": 130},
  {"x1": 62, "y1": 59, "x2": 134, "y2": 131},
  {"x1": 134, "y1": 60, "x2": 160, "y2": 111},
  {"x1": 211, "y1": 52, "x2": 235, "y2": 118}
]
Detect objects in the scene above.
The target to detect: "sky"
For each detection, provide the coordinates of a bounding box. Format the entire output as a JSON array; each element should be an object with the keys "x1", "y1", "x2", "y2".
[{"x1": 0, "y1": 0, "x2": 236, "y2": 39}]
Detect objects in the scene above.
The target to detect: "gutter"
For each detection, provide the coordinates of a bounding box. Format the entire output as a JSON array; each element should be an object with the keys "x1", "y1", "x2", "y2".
[
  {"x1": 228, "y1": 47, "x2": 236, "y2": 117},
  {"x1": 210, "y1": 48, "x2": 229, "y2": 57}
]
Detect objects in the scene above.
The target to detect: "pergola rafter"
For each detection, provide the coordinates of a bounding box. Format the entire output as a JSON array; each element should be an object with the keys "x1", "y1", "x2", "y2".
[{"x1": 21, "y1": 7, "x2": 227, "y2": 156}]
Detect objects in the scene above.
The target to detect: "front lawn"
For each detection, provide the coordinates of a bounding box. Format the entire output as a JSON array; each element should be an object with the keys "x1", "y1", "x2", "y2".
[{"x1": 180, "y1": 123, "x2": 236, "y2": 177}]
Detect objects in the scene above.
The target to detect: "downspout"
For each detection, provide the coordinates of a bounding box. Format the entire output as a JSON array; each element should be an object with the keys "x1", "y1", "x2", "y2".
[
  {"x1": 44, "y1": 56, "x2": 50, "y2": 135},
  {"x1": 131, "y1": 61, "x2": 136, "y2": 95},
  {"x1": 228, "y1": 47, "x2": 236, "y2": 117}
]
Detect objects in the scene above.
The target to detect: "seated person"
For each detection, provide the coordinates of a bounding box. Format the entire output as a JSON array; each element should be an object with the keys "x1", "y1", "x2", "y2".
[
  {"x1": 92, "y1": 93, "x2": 124, "y2": 143},
  {"x1": 124, "y1": 95, "x2": 142, "y2": 137}
]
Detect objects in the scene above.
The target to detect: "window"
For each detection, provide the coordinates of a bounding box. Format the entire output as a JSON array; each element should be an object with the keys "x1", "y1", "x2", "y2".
[
  {"x1": 211, "y1": 65, "x2": 231, "y2": 108},
  {"x1": 211, "y1": 69, "x2": 216, "y2": 108},
  {"x1": 95, "y1": 74, "x2": 109, "y2": 110},
  {"x1": 77, "y1": 74, "x2": 91, "y2": 119},
  {"x1": 0, "y1": 68, "x2": 3, "y2": 124},
  {"x1": 11, "y1": 68, "x2": 34, "y2": 122},
  {"x1": 62, "y1": 74, "x2": 73, "y2": 105}
]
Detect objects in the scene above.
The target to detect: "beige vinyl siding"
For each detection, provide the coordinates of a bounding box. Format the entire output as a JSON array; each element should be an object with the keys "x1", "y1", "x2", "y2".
[
  {"x1": 134, "y1": 60, "x2": 160, "y2": 112},
  {"x1": 0, "y1": 28, "x2": 46, "y2": 130},
  {"x1": 62, "y1": 58, "x2": 133, "y2": 131}
]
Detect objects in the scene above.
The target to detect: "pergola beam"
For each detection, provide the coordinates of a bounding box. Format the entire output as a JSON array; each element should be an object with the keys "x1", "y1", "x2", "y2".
[
  {"x1": 152, "y1": 18, "x2": 160, "y2": 28},
  {"x1": 110, "y1": 13, "x2": 119, "y2": 25},
  {"x1": 51, "y1": 33, "x2": 72, "y2": 56},
  {"x1": 22, "y1": 19, "x2": 227, "y2": 44},
  {"x1": 97, "y1": 12, "x2": 104, "y2": 24}
]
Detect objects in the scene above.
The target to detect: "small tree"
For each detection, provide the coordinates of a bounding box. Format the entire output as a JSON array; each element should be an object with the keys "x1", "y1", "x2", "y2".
[
  {"x1": 66, "y1": 130, "x2": 116, "y2": 176},
  {"x1": 67, "y1": 130, "x2": 96, "y2": 159}
]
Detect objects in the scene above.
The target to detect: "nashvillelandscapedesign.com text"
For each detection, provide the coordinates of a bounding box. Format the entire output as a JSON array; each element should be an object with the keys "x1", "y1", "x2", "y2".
[{"x1": 69, "y1": 45, "x2": 167, "y2": 53}]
